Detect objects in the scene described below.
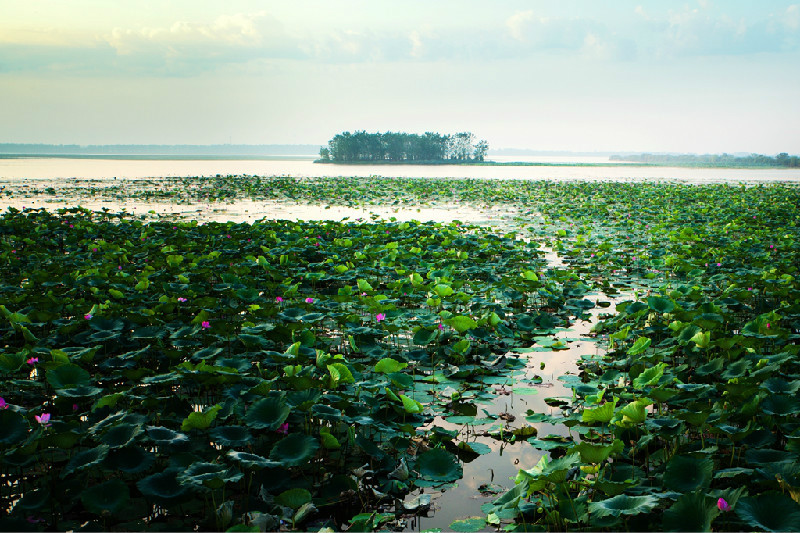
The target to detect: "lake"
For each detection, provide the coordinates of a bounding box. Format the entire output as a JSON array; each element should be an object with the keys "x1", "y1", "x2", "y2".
[{"x1": 2, "y1": 155, "x2": 800, "y2": 183}]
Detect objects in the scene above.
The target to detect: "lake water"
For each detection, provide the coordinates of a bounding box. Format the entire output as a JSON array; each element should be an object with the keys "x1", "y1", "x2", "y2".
[{"x1": 2, "y1": 155, "x2": 800, "y2": 183}]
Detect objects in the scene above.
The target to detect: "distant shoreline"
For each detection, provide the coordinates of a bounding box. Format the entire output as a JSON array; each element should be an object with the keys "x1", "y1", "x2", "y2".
[{"x1": 0, "y1": 153, "x2": 795, "y2": 169}]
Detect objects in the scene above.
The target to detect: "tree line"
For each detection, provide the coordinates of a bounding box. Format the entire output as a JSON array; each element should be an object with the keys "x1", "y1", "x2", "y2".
[
  {"x1": 318, "y1": 131, "x2": 489, "y2": 163},
  {"x1": 610, "y1": 152, "x2": 800, "y2": 168}
]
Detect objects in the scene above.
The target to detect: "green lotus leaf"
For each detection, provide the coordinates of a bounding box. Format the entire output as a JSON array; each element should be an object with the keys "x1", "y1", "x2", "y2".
[
  {"x1": 62, "y1": 445, "x2": 109, "y2": 477},
  {"x1": 374, "y1": 357, "x2": 408, "y2": 374},
  {"x1": 46, "y1": 363, "x2": 90, "y2": 388},
  {"x1": 227, "y1": 451, "x2": 280, "y2": 470},
  {"x1": 104, "y1": 445, "x2": 155, "y2": 473},
  {"x1": 181, "y1": 404, "x2": 221, "y2": 431},
  {"x1": 0, "y1": 409, "x2": 28, "y2": 445},
  {"x1": 573, "y1": 439, "x2": 623, "y2": 464},
  {"x1": 192, "y1": 347, "x2": 223, "y2": 360},
  {"x1": 88, "y1": 317, "x2": 125, "y2": 331},
  {"x1": 664, "y1": 455, "x2": 714, "y2": 492},
  {"x1": 662, "y1": 491, "x2": 719, "y2": 532},
  {"x1": 56, "y1": 385, "x2": 104, "y2": 398},
  {"x1": 81, "y1": 479, "x2": 130, "y2": 516},
  {"x1": 647, "y1": 295, "x2": 675, "y2": 313},
  {"x1": 245, "y1": 397, "x2": 290, "y2": 430},
  {"x1": 736, "y1": 493, "x2": 800, "y2": 532},
  {"x1": 146, "y1": 426, "x2": 190, "y2": 446},
  {"x1": 445, "y1": 316, "x2": 477, "y2": 334},
  {"x1": 761, "y1": 395, "x2": 800, "y2": 416},
  {"x1": 275, "y1": 488, "x2": 312, "y2": 510},
  {"x1": 100, "y1": 423, "x2": 143, "y2": 448},
  {"x1": 327, "y1": 362, "x2": 355, "y2": 387},
  {"x1": 15, "y1": 488, "x2": 50, "y2": 511},
  {"x1": 311, "y1": 404, "x2": 342, "y2": 421},
  {"x1": 762, "y1": 378, "x2": 800, "y2": 395},
  {"x1": 582, "y1": 400, "x2": 617, "y2": 424},
  {"x1": 400, "y1": 394, "x2": 424, "y2": 414},
  {"x1": 270, "y1": 433, "x2": 320, "y2": 466},
  {"x1": 633, "y1": 362, "x2": 667, "y2": 388},
  {"x1": 210, "y1": 425, "x2": 252, "y2": 447},
  {"x1": 589, "y1": 494, "x2": 659, "y2": 517},
  {"x1": 415, "y1": 448, "x2": 462, "y2": 482},
  {"x1": 0, "y1": 351, "x2": 25, "y2": 372},
  {"x1": 137, "y1": 468, "x2": 190, "y2": 504},
  {"x1": 413, "y1": 327, "x2": 437, "y2": 345},
  {"x1": 627, "y1": 336, "x2": 651, "y2": 356},
  {"x1": 179, "y1": 462, "x2": 243, "y2": 490},
  {"x1": 448, "y1": 517, "x2": 486, "y2": 532}
]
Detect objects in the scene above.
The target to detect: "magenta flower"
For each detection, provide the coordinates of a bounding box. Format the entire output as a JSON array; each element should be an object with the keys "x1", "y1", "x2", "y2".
[
  {"x1": 376, "y1": 313, "x2": 386, "y2": 322},
  {"x1": 201, "y1": 321, "x2": 211, "y2": 329},
  {"x1": 277, "y1": 422, "x2": 289, "y2": 435},
  {"x1": 177, "y1": 297, "x2": 187, "y2": 302},
  {"x1": 305, "y1": 297, "x2": 314, "y2": 304},
  {"x1": 84, "y1": 313, "x2": 92, "y2": 320},
  {"x1": 35, "y1": 413, "x2": 51, "y2": 425},
  {"x1": 275, "y1": 296, "x2": 283, "y2": 303},
  {"x1": 72, "y1": 403, "x2": 79, "y2": 411},
  {"x1": 0, "y1": 397, "x2": 8, "y2": 409},
  {"x1": 27, "y1": 357, "x2": 38, "y2": 365},
  {"x1": 717, "y1": 498, "x2": 731, "y2": 512},
  {"x1": 92, "y1": 248, "x2": 98, "y2": 252},
  {"x1": 438, "y1": 323, "x2": 445, "y2": 331}
]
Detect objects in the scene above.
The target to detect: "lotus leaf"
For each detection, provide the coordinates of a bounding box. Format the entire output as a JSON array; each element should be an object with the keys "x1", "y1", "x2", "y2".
[
  {"x1": 664, "y1": 455, "x2": 714, "y2": 492},
  {"x1": 736, "y1": 493, "x2": 800, "y2": 532},
  {"x1": 589, "y1": 494, "x2": 659, "y2": 517},
  {"x1": 416, "y1": 448, "x2": 462, "y2": 482},
  {"x1": 269, "y1": 433, "x2": 319, "y2": 466},
  {"x1": 81, "y1": 479, "x2": 130, "y2": 516}
]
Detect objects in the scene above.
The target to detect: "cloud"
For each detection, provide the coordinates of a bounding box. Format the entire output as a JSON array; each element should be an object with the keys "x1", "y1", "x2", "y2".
[
  {"x1": 786, "y1": 5, "x2": 800, "y2": 30},
  {"x1": 1, "y1": 3, "x2": 799, "y2": 77}
]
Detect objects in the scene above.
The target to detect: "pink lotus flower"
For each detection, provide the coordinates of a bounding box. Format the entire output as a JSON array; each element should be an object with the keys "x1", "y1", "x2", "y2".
[
  {"x1": 35, "y1": 413, "x2": 51, "y2": 425},
  {"x1": 201, "y1": 321, "x2": 210, "y2": 329},
  {"x1": 376, "y1": 313, "x2": 386, "y2": 322},
  {"x1": 84, "y1": 313, "x2": 92, "y2": 320},
  {"x1": 277, "y1": 422, "x2": 289, "y2": 435},
  {"x1": 275, "y1": 296, "x2": 283, "y2": 303},
  {"x1": 27, "y1": 357, "x2": 38, "y2": 365},
  {"x1": 717, "y1": 497, "x2": 731, "y2": 512},
  {"x1": 0, "y1": 397, "x2": 8, "y2": 409},
  {"x1": 305, "y1": 297, "x2": 314, "y2": 304},
  {"x1": 177, "y1": 297, "x2": 187, "y2": 302}
]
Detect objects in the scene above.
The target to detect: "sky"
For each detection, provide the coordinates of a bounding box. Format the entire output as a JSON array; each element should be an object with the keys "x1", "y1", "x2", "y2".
[{"x1": 1, "y1": 1, "x2": 799, "y2": 154}]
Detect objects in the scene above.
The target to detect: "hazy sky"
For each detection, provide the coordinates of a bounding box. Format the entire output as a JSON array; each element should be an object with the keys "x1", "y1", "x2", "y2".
[{"x1": 2, "y1": 1, "x2": 799, "y2": 153}]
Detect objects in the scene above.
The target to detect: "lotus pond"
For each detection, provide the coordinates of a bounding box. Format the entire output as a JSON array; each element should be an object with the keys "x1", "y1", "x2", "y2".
[{"x1": 2, "y1": 177, "x2": 800, "y2": 532}]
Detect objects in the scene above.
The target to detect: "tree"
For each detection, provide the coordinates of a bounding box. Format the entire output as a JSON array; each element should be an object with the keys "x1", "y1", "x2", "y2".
[
  {"x1": 319, "y1": 147, "x2": 330, "y2": 161},
  {"x1": 473, "y1": 140, "x2": 489, "y2": 162}
]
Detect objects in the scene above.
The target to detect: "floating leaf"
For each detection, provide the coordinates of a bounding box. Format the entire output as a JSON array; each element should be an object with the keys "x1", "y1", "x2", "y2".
[{"x1": 416, "y1": 448, "x2": 462, "y2": 482}]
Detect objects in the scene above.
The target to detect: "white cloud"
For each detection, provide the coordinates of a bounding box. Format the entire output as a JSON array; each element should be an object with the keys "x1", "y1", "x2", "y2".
[
  {"x1": 506, "y1": 10, "x2": 535, "y2": 42},
  {"x1": 409, "y1": 30, "x2": 424, "y2": 58},
  {"x1": 786, "y1": 5, "x2": 800, "y2": 30}
]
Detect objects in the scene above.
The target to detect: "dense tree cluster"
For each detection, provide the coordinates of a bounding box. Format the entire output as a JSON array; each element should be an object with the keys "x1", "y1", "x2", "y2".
[
  {"x1": 319, "y1": 131, "x2": 489, "y2": 163},
  {"x1": 611, "y1": 152, "x2": 800, "y2": 167}
]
